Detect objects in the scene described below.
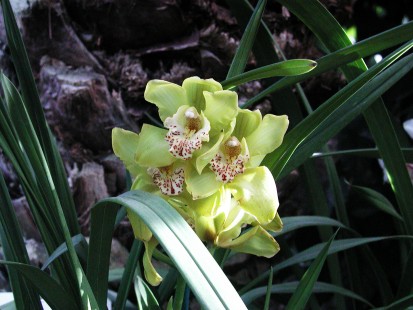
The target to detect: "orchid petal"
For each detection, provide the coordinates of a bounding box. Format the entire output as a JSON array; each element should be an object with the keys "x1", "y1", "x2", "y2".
[
  {"x1": 143, "y1": 238, "x2": 163, "y2": 286},
  {"x1": 232, "y1": 109, "x2": 262, "y2": 140},
  {"x1": 195, "y1": 212, "x2": 226, "y2": 243},
  {"x1": 261, "y1": 213, "x2": 283, "y2": 232},
  {"x1": 182, "y1": 77, "x2": 222, "y2": 111},
  {"x1": 224, "y1": 226, "x2": 280, "y2": 258},
  {"x1": 203, "y1": 90, "x2": 238, "y2": 136},
  {"x1": 193, "y1": 133, "x2": 225, "y2": 174},
  {"x1": 227, "y1": 166, "x2": 279, "y2": 225},
  {"x1": 112, "y1": 128, "x2": 141, "y2": 178},
  {"x1": 185, "y1": 165, "x2": 221, "y2": 199},
  {"x1": 164, "y1": 106, "x2": 210, "y2": 159},
  {"x1": 245, "y1": 114, "x2": 289, "y2": 166},
  {"x1": 144, "y1": 80, "x2": 187, "y2": 122},
  {"x1": 135, "y1": 124, "x2": 175, "y2": 167},
  {"x1": 127, "y1": 209, "x2": 153, "y2": 241},
  {"x1": 131, "y1": 166, "x2": 159, "y2": 194}
]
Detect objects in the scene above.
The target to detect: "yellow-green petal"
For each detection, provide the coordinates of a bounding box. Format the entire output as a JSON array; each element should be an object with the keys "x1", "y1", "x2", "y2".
[
  {"x1": 185, "y1": 165, "x2": 221, "y2": 199},
  {"x1": 112, "y1": 128, "x2": 141, "y2": 178},
  {"x1": 245, "y1": 114, "x2": 289, "y2": 166},
  {"x1": 261, "y1": 212, "x2": 283, "y2": 232},
  {"x1": 232, "y1": 109, "x2": 262, "y2": 140},
  {"x1": 227, "y1": 166, "x2": 279, "y2": 225},
  {"x1": 193, "y1": 133, "x2": 225, "y2": 174},
  {"x1": 127, "y1": 209, "x2": 152, "y2": 241},
  {"x1": 203, "y1": 90, "x2": 239, "y2": 136},
  {"x1": 131, "y1": 166, "x2": 159, "y2": 193},
  {"x1": 143, "y1": 238, "x2": 163, "y2": 286},
  {"x1": 182, "y1": 77, "x2": 222, "y2": 111},
  {"x1": 195, "y1": 212, "x2": 226, "y2": 242},
  {"x1": 144, "y1": 80, "x2": 187, "y2": 122},
  {"x1": 224, "y1": 226, "x2": 280, "y2": 258},
  {"x1": 135, "y1": 124, "x2": 175, "y2": 167}
]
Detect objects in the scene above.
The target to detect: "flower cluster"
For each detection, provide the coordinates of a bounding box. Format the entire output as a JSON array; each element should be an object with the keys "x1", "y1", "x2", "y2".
[{"x1": 112, "y1": 77, "x2": 289, "y2": 285}]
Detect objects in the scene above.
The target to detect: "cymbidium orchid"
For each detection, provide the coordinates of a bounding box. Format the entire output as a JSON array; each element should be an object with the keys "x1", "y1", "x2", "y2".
[{"x1": 112, "y1": 76, "x2": 288, "y2": 286}]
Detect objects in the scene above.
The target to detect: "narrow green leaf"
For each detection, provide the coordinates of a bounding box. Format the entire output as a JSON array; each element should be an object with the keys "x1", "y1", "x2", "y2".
[
  {"x1": 373, "y1": 294, "x2": 413, "y2": 310},
  {"x1": 41, "y1": 234, "x2": 89, "y2": 271},
  {"x1": 0, "y1": 261, "x2": 78, "y2": 310},
  {"x1": 1, "y1": 74, "x2": 98, "y2": 309},
  {"x1": 114, "y1": 240, "x2": 142, "y2": 310},
  {"x1": 87, "y1": 202, "x2": 119, "y2": 308},
  {"x1": 134, "y1": 274, "x2": 160, "y2": 310},
  {"x1": 243, "y1": 21, "x2": 413, "y2": 108},
  {"x1": 239, "y1": 235, "x2": 413, "y2": 294},
  {"x1": 222, "y1": 59, "x2": 317, "y2": 89},
  {"x1": 311, "y1": 147, "x2": 413, "y2": 161},
  {"x1": 349, "y1": 184, "x2": 403, "y2": 221},
  {"x1": 274, "y1": 216, "x2": 351, "y2": 237},
  {"x1": 1, "y1": 0, "x2": 79, "y2": 234},
  {"x1": 226, "y1": 0, "x2": 267, "y2": 78},
  {"x1": 264, "y1": 45, "x2": 413, "y2": 180},
  {"x1": 241, "y1": 281, "x2": 373, "y2": 308},
  {"x1": 286, "y1": 231, "x2": 338, "y2": 310},
  {"x1": 278, "y1": 0, "x2": 413, "y2": 237},
  {"x1": 0, "y1": 172, "x2": 42, "y2": 309},
  {"x1": 173, "y1": 275, "x2": 187, "y2": 310},
  {"x1": 91, "y1": 190, "x2": 247, "y2": 310},
  {"x1": 264, "y1": 267, "x2": 273, "y2": 310}
]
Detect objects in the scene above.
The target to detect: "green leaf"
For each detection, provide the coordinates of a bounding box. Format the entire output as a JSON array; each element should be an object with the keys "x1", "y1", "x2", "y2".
[
  {"x1": 311, "y1": 147, "x2": 413, "y2": 161},
  {"x1": 373, "y1": 294, "x2": 413, "y2": 310},
  {"x1": 240, "y1": 235, "x2": 413, "y2": 294},
  {"x1": 91, "y1": 190, "x2": 247, "y2": 310},
  {"x1": 87, "y1": 201, "x2": 119, "y2": 308},
  {"x1": 278, "y1": 0, "x2": 413, "y2": 237},
  {"x1": 114, "y1": 240, "x2": 142, "y2": 310},
  {"x1": 1, "y1": 0, "x2": 79, "y2": 235},
  {"x1": 0, "y1": 172, "x2": 42, "y2": 309},
  {"x1": 222, "y1": 59, "x2": 317, "y2": 89},
  {"x1": 264, "y1": 267, "x2": 273, "y2": 310},
  {"x1": 241, "y1": 281, "x2": 373, "y2": 308},
  {"x1": 349, "y1": 184, "x2": 403, "y2": 221},
  {"x1": 243, "y1": 21, "x2": 413, "y2": 108},
  {"x1": 41, "y1": 234, "x2": 89, "y2": 271},
  {"x1": 273, "y1": 216, "x2": 351, "y2": 237},
  {"x1": 0, "y1": 261, "x2": 78, "y2": 310},
  {"x1": 264, "y1": 44, "x2": 413, "y2": 180},
  {"x1": 286, "y1": 230, "x2": 338, "y2": 310},
  {"x1": 226, "y1": 0, "x2": 267, "y2": 78},
  {"x1": 134, "y1": 274, "x2": 161, "y2": 310}
]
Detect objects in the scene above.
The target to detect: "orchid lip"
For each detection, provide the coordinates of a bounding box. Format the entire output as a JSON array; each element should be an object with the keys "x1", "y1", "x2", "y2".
[
  {"x1": 164, "y1": 106, "x2": 210, "y2": 160},
  {"x1": 210, "y1": 136, "x2": 249, "y2": 183},
  {"x1": 148, "y1": 165, "x2": 185, "y2": 196}
]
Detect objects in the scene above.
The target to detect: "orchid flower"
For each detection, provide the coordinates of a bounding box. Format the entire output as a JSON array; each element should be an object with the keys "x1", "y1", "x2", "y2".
[{"x1": 112, "y1": 76, "x2": 289, "y2": 285}]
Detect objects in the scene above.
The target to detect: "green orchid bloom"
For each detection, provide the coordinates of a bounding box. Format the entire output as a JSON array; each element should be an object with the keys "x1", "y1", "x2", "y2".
[
  {"x1": 144, "y1": 77, "x2": 239, "y2": 161},
  {"x1": 112, "y1": 127, "x2": 186, "y2": 285},
  {"x1": 185, "y1": 108, "x2": 289, "y2": 199},
  {"x1": 187, "y1": 167, "x2": 283, "y2": 257},
  {"x1": 112, "y1": 76, "x2": 289, "y2": 285}
]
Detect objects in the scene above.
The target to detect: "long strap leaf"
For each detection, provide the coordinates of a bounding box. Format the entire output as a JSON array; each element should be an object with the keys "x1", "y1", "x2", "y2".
[
  {"x1": 277, "y1": 0, "x2": 413, "y2": 236},
  {"x1": 89, "y1": 190, "x2": 247, "y2": 310}
]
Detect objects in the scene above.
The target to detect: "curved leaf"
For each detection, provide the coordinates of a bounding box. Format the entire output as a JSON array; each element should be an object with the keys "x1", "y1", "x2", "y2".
[
  {"x1": 90, "y1": 190, "x2": 247, "y2": 310},
  {"x1": 274, "y1": 216, "x2": 351, "y2": 237},
  {"x1": 226, "y1": 0, "x2": 267, "y2": 78},
  {"x1": 286, "y1": 231, "x2": 338, "y2": 310},
  {"x1": 349, "y1": 184, "x2": 403, "y2": 221},
  {"x1": 0, "y1": 261, "x2": 78, "y2": 310},
  {"x1": 222, "y1": 59, "x2": 317, "y2": 89},
  {"x1": 241, "y1": 281, "x2": 373, "y2": 308}
]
